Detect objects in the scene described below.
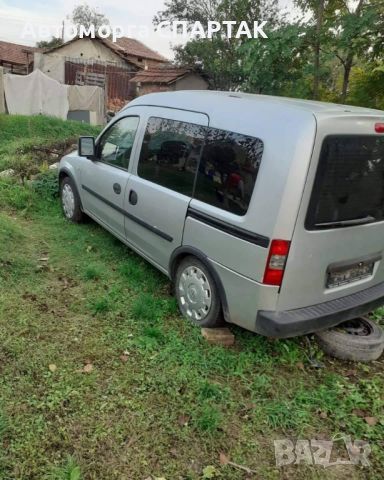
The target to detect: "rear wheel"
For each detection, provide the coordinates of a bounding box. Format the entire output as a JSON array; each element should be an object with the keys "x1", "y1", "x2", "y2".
[
  {"x1": 175, "y1": 256, "x2": 223, "y2": 328},
  {"x1": 316, "y1": 317, "x2": 384, "y2": 362},
  {"x1": 60, "y1": 176, "x2": 84, "y2": 223}
]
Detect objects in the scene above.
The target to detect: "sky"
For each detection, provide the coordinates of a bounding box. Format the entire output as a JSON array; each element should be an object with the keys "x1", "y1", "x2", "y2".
[{"x1": 0, "y1": 0, "x2": 292, "y2": 59}]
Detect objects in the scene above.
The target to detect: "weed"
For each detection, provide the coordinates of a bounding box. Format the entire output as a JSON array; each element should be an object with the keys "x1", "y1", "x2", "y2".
[
  {"x1": 194, "y1": 404, "x2": 222, "y2": 433},
  {"x1": 45, "y1": 456, "x2": 82, "y2": 480}
]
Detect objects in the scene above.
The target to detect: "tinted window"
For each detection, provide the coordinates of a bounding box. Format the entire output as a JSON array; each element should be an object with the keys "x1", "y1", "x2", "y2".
[
  {"x1": 306, "y1": 136, "x2": 384, "y2": 229},
  {"x1": 194, "y1": 128, "x2": 264, "y2": 215},
  {"x1": 99, "y1": 116, "x2": 139, "y2": 169},
  {"x1": 138, "y1": 117, "x2": 206, "y2": 196}
]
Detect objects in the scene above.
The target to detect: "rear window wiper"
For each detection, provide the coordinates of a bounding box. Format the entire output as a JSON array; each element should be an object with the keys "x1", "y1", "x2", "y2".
[{"x1": 315, "y1": 215, "x2": 376, "y2": 228}]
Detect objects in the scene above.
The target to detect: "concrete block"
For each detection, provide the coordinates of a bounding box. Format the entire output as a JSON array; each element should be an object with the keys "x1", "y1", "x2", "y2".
[{"x1": 201, "y1": 327, "x2": 235, "y2": 346}]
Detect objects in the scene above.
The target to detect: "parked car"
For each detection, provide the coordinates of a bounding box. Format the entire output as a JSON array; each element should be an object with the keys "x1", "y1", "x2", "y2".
[{"x1": 59, "y1": 91, "x2": 384, "y2": 338}]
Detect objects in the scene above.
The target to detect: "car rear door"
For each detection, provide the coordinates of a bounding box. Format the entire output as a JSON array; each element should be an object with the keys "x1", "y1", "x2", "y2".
[
  {"x1": 278, "y1": 115, "x2": 384, "y2": 311},
  {"x1": 124, "y1": 108, "x2": 209, "y2": 271}
]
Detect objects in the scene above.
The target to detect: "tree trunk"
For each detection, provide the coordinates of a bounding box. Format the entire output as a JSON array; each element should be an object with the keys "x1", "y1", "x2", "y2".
[
  {"x1": 341, "y1": 54, "x2": 353, "y2": 103},
  {"x1": 313, "y1": 0, "x2": 325, "y2": 100}
]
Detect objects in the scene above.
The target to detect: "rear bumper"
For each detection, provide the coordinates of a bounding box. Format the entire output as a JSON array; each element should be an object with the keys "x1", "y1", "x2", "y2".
[{"x1": 256, "y1": 281, "x2": 384, "y2": 338}]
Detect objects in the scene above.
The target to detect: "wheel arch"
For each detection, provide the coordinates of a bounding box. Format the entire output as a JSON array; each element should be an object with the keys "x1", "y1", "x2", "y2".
[
  {"x1": 59, "y1": 167, "x2": 83, "y2": 210},
  {"x1": 169, "y1": 246, "x2": 230, "y2": 322}
]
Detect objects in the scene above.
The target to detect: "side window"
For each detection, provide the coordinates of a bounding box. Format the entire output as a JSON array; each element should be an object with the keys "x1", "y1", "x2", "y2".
[
  {"x1": 98, "y1": 116, "x2": 139, "y2": 170},
  {"x1": 194, "y1": 128, "x2": 264, "y2": 215},
  {"x1": 138, "y1": 117, "x2": 206, "y2": 196}
]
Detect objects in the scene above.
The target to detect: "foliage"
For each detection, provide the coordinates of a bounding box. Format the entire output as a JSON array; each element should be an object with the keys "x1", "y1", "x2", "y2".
[
  {"x1": 69, "y1": 3, "x2": 110, "y2": 29},
  {"x1": 155, "y1": 0, "x2": 280, "y2": 90},
  {"x1": 36, "y1": 37, "x2": 63, "y2": 49},
  {"x1": 32, "y1": 170, "x2": 59, "y2": 199},
  {"x1": 241, "y1": 22, "x2": 312, "y2": 97},
  {"x1": 348, "y1": 63, "x2": 384, "y2": 110},
  {"x1": 157, "y1": 0, "x2": 384, "y2": 106}
]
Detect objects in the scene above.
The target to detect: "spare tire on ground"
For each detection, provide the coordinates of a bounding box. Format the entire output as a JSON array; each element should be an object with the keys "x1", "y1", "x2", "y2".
[{"x1": 315, "y1": 317, "x2": 384, "y2": 362}]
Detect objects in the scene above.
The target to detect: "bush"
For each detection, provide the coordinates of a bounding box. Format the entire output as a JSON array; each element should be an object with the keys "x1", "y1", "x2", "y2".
[{"x1": 32, "y1": 170, "x2": 59, "y2": 198}]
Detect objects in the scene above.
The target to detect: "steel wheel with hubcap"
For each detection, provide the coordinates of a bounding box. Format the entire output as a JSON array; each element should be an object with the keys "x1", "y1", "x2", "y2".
[
  {"x1": 60, "y1": 176, "x2": 84, "y2": 223},
  {"x1": 62, "y1": 183, "x2": 75, "y2": 219},
  {"x1": 175, "y1": 256, "x2": 222, "y2": 327}
]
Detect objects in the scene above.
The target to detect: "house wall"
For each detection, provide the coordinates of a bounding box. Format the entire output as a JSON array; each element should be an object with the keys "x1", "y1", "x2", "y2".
[
  {"x1": 136, "y1": 83, "x2": 170, "y2": 96},
  {"x1": 48, "y1": 38, "x2": 129, "y2": 67},
  {"x1": 34, "y1": 52, "x2": 65, "y2": 82},
  {"x1": 0, "y1": 67, "x2": 5, "y2": 113},
  {"x1": 136, "y1": 73, "x2": 208, "y2": 97},
  {"x1": 36, "y1": 38, "x2": 133, "y2": 83},
  {"x1": 174, "y1": 73, "x2": 208, "y2": 91}
]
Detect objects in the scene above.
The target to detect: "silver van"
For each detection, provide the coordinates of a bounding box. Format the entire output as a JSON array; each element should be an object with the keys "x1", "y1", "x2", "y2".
[{"x1": 59, "y1": 91, "x2": 384, "y2": 338}]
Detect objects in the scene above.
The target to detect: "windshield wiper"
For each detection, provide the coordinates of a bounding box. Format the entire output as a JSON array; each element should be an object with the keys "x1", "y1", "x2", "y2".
[{"x1": 315, "y1": 215, "x2": 376, "y2": 228}]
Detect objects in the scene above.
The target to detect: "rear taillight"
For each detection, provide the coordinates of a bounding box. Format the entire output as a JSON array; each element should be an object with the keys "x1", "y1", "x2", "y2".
[
  {"x1": 375, "y1": 123, "x2": 384, "y2": 133},
  {"x1": 263, "y1": 239, "x2": 291, "y2": 286}
]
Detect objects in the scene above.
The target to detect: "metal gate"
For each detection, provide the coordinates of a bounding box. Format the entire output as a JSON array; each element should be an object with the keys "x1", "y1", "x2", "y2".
[{"x1": 64, "y1": 58, "x2": 137, "y2": 112}]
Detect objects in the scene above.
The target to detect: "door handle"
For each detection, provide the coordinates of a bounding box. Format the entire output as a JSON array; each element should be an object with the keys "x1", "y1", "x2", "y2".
[
  {"x1": 129, "y1": 190, "x2": 138, "y2": 205},
  {"x1": 113, "y1": 183, "x2": 121, "y2": 194}
]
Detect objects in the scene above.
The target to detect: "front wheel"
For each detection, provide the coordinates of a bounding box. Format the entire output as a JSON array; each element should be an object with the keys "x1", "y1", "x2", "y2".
[
  {"x1": 175, "y1": 256, "x2": 223, "y2": 328},
  {"x1": 60, "y1": 176, "x2": 84, "y2": 223}
]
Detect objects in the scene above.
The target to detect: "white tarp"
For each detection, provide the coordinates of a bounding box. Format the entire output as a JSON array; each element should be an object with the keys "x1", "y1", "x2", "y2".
[
  {"x1": 0, "y1": 67, "x2": 5, "y2": 114},
  {"x1": 68, "y1": 85, "x2": 105, "y2": 125},
  {"x1": 4, "y1": 69, "x2": 69, "y2": 119}
]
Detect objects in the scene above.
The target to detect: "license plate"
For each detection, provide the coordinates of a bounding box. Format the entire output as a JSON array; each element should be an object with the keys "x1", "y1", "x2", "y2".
[{"x1": 326, "y1": 260, "x2": 374, "y2": 289}]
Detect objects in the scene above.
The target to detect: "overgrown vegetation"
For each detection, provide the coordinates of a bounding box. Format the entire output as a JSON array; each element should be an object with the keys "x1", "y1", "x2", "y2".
[
  {"x1": 155, "y1": 0, "x2": 384, "y2": 109},
  {"x1": 0, "y1": 114, "x2": 100, "y2": 180},
  {"x1": 0, "y1": 118, "x2": 383, "y2": 478}
]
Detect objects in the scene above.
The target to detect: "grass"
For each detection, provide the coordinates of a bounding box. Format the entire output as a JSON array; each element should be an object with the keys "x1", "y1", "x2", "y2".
[
  {"x1": 0, "y1": 117, "x2": 384, "y2": 479},
  {"x1": 1, "y1": 181, "x2": 384, "y2": 480},
  {"x1": 0, "y1": 114, "x2": 100, "y2": 175}
]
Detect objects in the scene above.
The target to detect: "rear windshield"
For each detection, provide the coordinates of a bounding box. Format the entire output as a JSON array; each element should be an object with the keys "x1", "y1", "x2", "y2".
[{"x1": 306, "y1": 135, "x2": 384, "y2": 229}]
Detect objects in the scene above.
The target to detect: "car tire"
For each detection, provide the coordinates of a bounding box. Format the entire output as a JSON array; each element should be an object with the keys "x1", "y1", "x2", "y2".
[
  {"x1": 316, "y1": 317, "x2": 384, "y2": 362},
  {"x1": 175, "y1": 256, "x2": 223, "y2": 328},
  {"x1": 60, "y1": 176, "x2": 84, "y2": 223}
]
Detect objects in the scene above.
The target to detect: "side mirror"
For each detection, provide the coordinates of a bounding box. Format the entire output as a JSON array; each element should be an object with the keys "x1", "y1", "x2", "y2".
[{"x1": 79, "y1": 136, "x2": 96, "y2": 158}]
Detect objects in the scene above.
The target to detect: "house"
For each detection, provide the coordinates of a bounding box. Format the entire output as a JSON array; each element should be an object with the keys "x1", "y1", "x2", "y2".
[
  {"x1": 131, "y1": 67, "x2": 209, "y2": 96},
  {"x1": 34, "y1": 36, "x2": 208, "y2": 111},
  {"x1": 0, "y1": 40, "x2": 40, "y2": 75},
  {"x1": 39, "y1": 36, "x2": 169, "y2": 76}
]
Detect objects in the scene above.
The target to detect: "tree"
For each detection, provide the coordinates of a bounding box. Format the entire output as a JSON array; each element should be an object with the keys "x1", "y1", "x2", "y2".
[
  {"x1": 325, "y1": 0, "x2": 383, "y2": 102},
  {"x1": 240, "y1": 22, "x2": 312, "y2": 97},
  {"x1": 36, "y1": 37, "x2": 63, "y2": 49},
  {"x1": 69, "y1": 3, "x2": 110, "y2": 29},
  {"x1": 154, "y1": 0, "x2": 280, "y2": 90},
  {"x1": 294, "y1": 0, "x2": 344, "y2": 99},
  {"x1": 348, "y1": 63, "x2": 384, "y2": 109}
]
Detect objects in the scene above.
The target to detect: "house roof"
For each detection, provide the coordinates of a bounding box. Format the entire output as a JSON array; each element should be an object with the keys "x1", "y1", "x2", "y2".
[
  {"x1": 114, "y1": 37, "x2": 167, "y2": 63},
  {"x1": 0, "y1": 40, "x2": 40, "y2": 66},
  {"x1": 130, "y1": 67, "x2": 191, "y2": 85},
  {"x1": 44, "y1": 36, "x2": 168, "y2": 68}
]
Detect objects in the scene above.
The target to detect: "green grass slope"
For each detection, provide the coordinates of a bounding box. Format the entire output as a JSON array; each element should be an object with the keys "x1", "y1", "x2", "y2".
[{"x1": 0, "y1": 114, "x2": 101, "y2": 172}]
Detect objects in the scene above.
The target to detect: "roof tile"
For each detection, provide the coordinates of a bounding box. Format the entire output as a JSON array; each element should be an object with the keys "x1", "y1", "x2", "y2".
[{"x1": 0, "y1": 40, "x2": 40, "y2": 66}]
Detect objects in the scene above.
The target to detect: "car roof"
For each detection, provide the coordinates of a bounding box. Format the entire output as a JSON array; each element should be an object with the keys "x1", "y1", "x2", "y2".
[{"x1": 126, "y1": 90, "x2": 384, "y2": 118}]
